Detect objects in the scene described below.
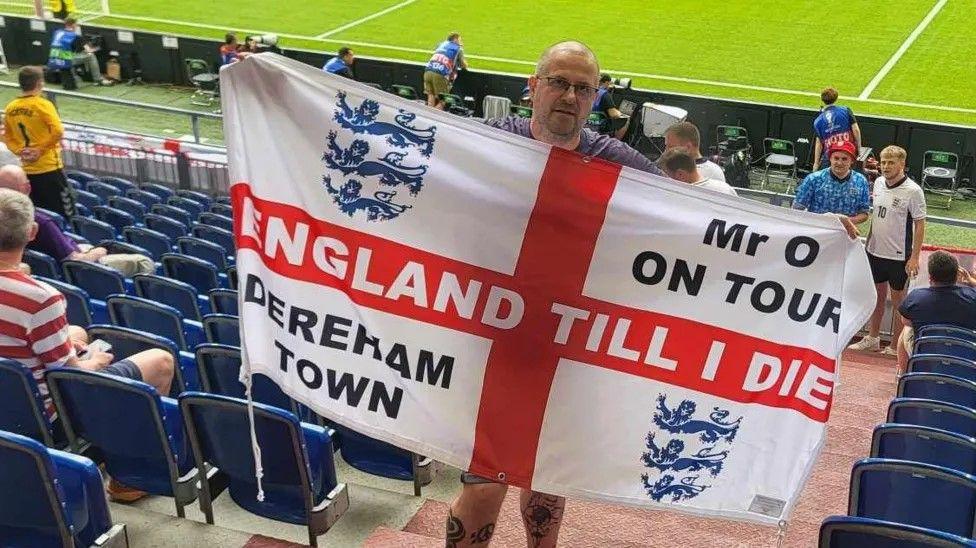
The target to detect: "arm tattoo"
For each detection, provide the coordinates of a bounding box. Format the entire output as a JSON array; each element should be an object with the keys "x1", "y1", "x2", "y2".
[
  {"x1": 446, "y1": 510, "x2": 465, "y2": 548},
  {"x1": 522, "y1": 494, "x2": 563, "y2": 547}
]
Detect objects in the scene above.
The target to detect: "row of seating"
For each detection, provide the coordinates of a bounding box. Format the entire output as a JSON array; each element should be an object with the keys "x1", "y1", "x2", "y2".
[{"x1": 818, "y1": 326, "x2": 976, "y2": 546}]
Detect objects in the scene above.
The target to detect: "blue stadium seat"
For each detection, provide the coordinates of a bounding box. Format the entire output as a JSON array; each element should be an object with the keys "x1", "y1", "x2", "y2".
[
  {"x1": 898, "y1": 372, "x2": 976, "y2": 408},
  {"x1": 62, "y1": 260, "x2": 127, "y2": 303},
  {"x1": 98, "y1": 239, "x2": 155, "y2": 261},
  {"x1": 209, "y1": 203, "x2": 233, "y2": 217},
  {"x1": 0, "y1": 430, "x2": 126, "y2": 547},
  {"x1": 74, "y1": 189, "x2": 103, "y2": 211},
  {"x1": 124, "y1": 225, "x2": 173, "y2": 261},
  {"x1": 98, "y1": 176, "x2": 137, "y2": 194},
  {"x1": 191, "y1": 224, "x2": 235, "y2": 259},
  {"x1": 140, "y1": 182, "x2": 175, "y2": 201},
  {"x1": 915, "y1": 337, "x2": 976, "y2": 362},
  {"x1": 86, "y1": 181, "x2": 122, "y2": 203},
  {"x1": 47, "y1": 368, "x2": 199, "y2": 517},
  {"x1": 126, "y1": 188, "x2": 163, "y2": 209},
  {"x1": 848, "y1": 458, "x2": 976, "y2": 538},
  {"x1": 109, "y1": 195, "x2": 148, "y2": 223},
  {"x1": 179, "y1": 392, "x2": 348, "y2": 547},
  {"x1": 226, "y1": 264, "x2": 238, "y2": 290},
  {"x1": 64, "y1": 231, "x2": 90, "y2": 246},
  {"x1": 202, "y1": 313, "x2": 239, "y2": 346},
  {"x1": 163, "y1": 253, "x2": 225, "y2": 294},
  {"x1": 107, "y1": 294, "x2": 206, "y2": 352},
  {"x1": 335, "y1": 425, "x2": 431, "y2": 492},
  {"x1": 0, "y1": 358, "x2": 59, "y2": 447},
  {"x1": 167, "y1": 196, "x2": 204, "y2": 220},
  {"x1": 909, "y1": 355, "x2": 976, "y2": 382},
  {"x1": 74, "y1": 203, "x2": 90, "y2": 217},
  {"x1": 134, "y1": 273, "x2": 207, "y2": 321},
  {"x1": 917, "y1": 325, "x2": 976, "y2": 344},
  {"x1": 888, "y1": 398, "x2": 976, "y2": 438},
  {"x1": 208, "y1": 288, "x2": 238, "y2": 316},
  {"x1": 67, "y1": 177, "x2": 81, "y2": 190},
  {"x1": 177, "y1": 189, "x2": 212, "y2": 209},
  {"x1": 214, "y1": 195, "x2": 232, "y2": 205},
  {"x1": 34, "y1": 276, "x2": 104, "y2": 326},
  {"x1": 64, "y1": 169, "x2": 98, "y2": 187},
  {"x1": 35, "y1": 207, "x2": 67, "y2": 230},
  {"x1": 22, "y1": 249, "x2": 60, "y2": 280},
  {"x1": 70, "y1": 215, "x2": 117, "y2": 243},
  {"x1": 818, "y1": 515, "x2": 976, "y2": 547},
  {"x1": 198, "y1": 212, "x2": 233, "y2": 232},
  {"x1": 144, "y1": 212, "x2": 189, "y2": 240},
  {"x1": 178, "y1": 236, "x2": 229, "y2": 270},
  {"x1": 196, "y1": 344, "x2": 295, "y2": 412},
  {"x1": 151, "y1": 203, "x2": 193, "y2": 228},
  {"x1": 871, "y1": 423, "x2": 976, "y2": 476},
  {"x1": 86, "y1": 324, "x2": 197, "y2": 393},
  {"x1": 93, "y1": 205, "x2": 137, "y2": 234}
]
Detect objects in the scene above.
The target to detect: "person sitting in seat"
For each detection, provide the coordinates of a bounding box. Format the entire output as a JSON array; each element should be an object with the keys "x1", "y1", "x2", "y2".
[
  {"x1": 47, "y1": 17, "x2": 111, "y2": 86},
  {"x1": 664, "y1": 122, "x2": 726, "y2": 183},
  {"x1": 0, "y1": 165, "x2": 154, "y2": 277},
  {"x1": 896, "y1": 251, "x2": 976, "y2": 374},
  {"x1": 0, "y1": 187, "x2": 174, "y2": 501},
  {"x1": 658, "y1": 147, "x2": 737, "y2": 196},
  {"x1": 591, "y1": 74, "x2": 629, "y2": 139},
  {"x1": 323, "y1": 47, "x2": 355, "y2": 79}
]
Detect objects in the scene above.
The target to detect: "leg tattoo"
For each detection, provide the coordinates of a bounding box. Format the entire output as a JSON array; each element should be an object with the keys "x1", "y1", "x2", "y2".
[
  {"x1": 469, "y1": 522, "x2": 495, "y2": 544},
  {"x1": 522, "y1": 494, "x2": 564, "y2": 547},
  {"x1": 446, "y1": 510, "x2": 465, "y2": 548}
]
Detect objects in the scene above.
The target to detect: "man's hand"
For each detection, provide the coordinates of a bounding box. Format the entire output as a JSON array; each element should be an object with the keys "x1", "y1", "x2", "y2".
[
  {"x1": 77, "y1": 350, "x2": 114, "y2": 371},
  {"x1": 906, "y1": 256, "x2": 920, "y2": 278},
  {"x1": 836, "y1": 214, "x2": 859, "y2": 239},
  {"x1": 72, "y1": 338, "x2": 88, "y2": 355},
  {"x1": 19, "y1": 147, "x2": 40, "y2": 163},
  {"x1": 959, "y1": 267, "x2": 976, "y2": 288}
]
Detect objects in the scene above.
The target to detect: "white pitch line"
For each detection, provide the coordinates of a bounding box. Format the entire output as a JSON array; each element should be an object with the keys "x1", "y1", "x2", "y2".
[
  {"x1": 859, "y1": 0, "x2": 946, "y2": 99},
  {"x1": 315, "y1": 0, "x2": 418, "y2": 39}
]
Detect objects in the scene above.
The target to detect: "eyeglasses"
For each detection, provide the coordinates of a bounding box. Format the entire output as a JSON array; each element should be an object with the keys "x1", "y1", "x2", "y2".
[{"x1": 538, "y1": 76, "x2": 599, "y2": 98}]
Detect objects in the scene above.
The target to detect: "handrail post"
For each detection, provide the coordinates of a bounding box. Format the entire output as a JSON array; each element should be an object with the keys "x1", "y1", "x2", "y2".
[{"x1": 191, "y1": 115, "x2": 201, "y2": 144}]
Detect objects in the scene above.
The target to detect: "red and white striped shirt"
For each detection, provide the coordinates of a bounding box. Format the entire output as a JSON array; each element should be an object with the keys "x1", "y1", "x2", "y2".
[{"x1": 0, "y1": 271, "x2": 74, "y2": 415}]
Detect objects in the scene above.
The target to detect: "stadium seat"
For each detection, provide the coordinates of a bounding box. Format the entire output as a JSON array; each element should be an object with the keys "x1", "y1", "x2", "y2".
[
  {"x1": 335, "y1": 425, "x2": 432, "y2": 494},
  {"x1": 196, "y1": 344, "x2": 296, "y2": 412},
  {"x1": 177, "y1": 189, "x2": 212, "y2": 209},
  {"x1": 98, "y1": 239, "x2": 155, "y2": 260},
  {"x1": 93, "y1": 205, "x2": 137, "y2": 234},
  {"x1": 897, "y1": 372, "x2": 976, "y2": 408},
  {"x1": 511, "y1": 105, "x2": 532, "y2": 118},
  {"x1": 74, "y1": 188, "x2": 104, "y2": 211},
  {"x1": 915, "y1": 337, "x2": 976, "y2": 362},
  {"x1": 178, "y1": 236, "x2": 229, "y2": 270},
  {"x1": 65, "y1": 169, "x2": 98, "y2": 187},
  {"x1": 139, "y1": 182, "x2": 175, "y2": 202},
  {"x1": 208, "y1": 288, "x2": 238, "y2": 316},
  {"x1": 760, "y1": 137, "x2": 798, "y2": 192},
  {"x1": 109, "y1": 195, "x2": 149, "y2": 223},
  {"x1": 888, "y1": 398, "x2": 976, "y2": 437},
  {"x1": 47, "y1": 368, "x2": 199, "y2": 517},
  {"x1": 144, "y1": 213, "x2": 189, "y2": 240},
  {"x1": 185, "y1": 58, "x2": 219, "y2": 107},
  {"x1": 62, "y1": 259, "x2": 127, "y2": 303},
  {"x1": 74, "y1": 203, "x2": 91, "y2": 217},
  {"x1": 209, "y1": 203, "x2": 233, "y2": 217},
  {"x1": 202, "y1": 313, "x2": 239, "y2": 346},
  {"x1": 818, "y1": 515, "x2": 976, "y2": 547},
  {"x1": 98, "y1": 176, "x2": 137, "y2": 195},
  {"x1": 36, "y1": 207, "x2": 67, "y2": 230},
  {"x1": 921, "y1": 150, "x2": 961, "y2": 209},
  {"x1": 198, "y1": 212, "x2": 233, "y2": 232},
  {"x1": 191, "y1": 224, "x2": 235, "y2": 258},
  {"x1": 848, "y1": 458, "x2": 976, "y2": 538},
  {"x1": 22, "y1": 249, "x2": 61, "y2": 280},
  {"x1": 86, "y1": 324, "x2": 196, "y2": 393},
  {"x1": 226, "y1": 265, "x2": 238, "y2": 290},
  {"x1": 390, "y1": 84, "x2": 418, "y2": 100},
  {"x1": 909, "y1": 355, "x2": 976, "y2": 382},
  {"x1": 0, "y1": 430, "x2": 126, "y2": 547},
  {"x1": 86, "y1": 181, "x2": 123, "y2": 203},
  {"x1": 167, "y1": 196, "x2": 204, "y2": 220},
  {"x1": 214, "y1": 195, "x2": 232, "y2": 205},
  {"x1": 124, "y1": 225, "x2": 174, "y2": 261},
  {"x1": 67, "y1": 177, "x2": 81, "y2": 190},
  {"x1": 179, "y1": 392, "x2": 348, "y2": 547},
  {"x1": 134, "y1": 273, "x2": 207, "y2": 321},
  {"x1": 151, "y1": 204, "x2": 194, "y2": 228},
  {"x1": 917, "y1": 325, "x2": 976, "y2": 345},
  {"x1": 126, "y1": 188, "x2": 163, "y2": 209},
  {"x1": 35, "y1": 275, "x2": 103, "y2": 326},
  {"x1": 107, "y1": 294, "x2": 206, "y2": 352},
  {"x1": 70, "y1": 215, "x2": 117, "y2": 243},
  {"x1": 871, "y1": 423, "x2": 976, "y2": 476},
  {"x1": 162, "y1": 253, "x2": 224, "y2": 294},
  {"x1": 0, "y1": 358, "x2": 60, "y2": 447}
]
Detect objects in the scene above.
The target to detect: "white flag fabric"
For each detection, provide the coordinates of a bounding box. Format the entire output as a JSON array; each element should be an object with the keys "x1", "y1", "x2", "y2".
[{"x1": 222, "y1": 54, "x2": 875, "y2": 524}]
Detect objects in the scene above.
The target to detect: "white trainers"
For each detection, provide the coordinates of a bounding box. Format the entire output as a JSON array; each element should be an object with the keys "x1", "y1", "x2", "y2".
[
  {"x1": 881, "y1": 346, "x2": 897, "y2": 357},
  {"x1": 848, "y1": 336, "x2": 881, "y2": 352}
]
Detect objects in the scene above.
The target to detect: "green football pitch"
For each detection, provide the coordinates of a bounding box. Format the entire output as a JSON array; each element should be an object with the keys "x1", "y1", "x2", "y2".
[{"x1": 3, "y1": 0, "x2": 975, "y2": 126}]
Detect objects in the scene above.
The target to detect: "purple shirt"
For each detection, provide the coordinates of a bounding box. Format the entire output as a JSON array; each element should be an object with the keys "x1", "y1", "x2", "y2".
[
  {"x1": 483, "y1": 116, "x2": 664, "y2": 176},
  {"x1": 28, "y1": 211, "x2": 79, "y2": 262}
]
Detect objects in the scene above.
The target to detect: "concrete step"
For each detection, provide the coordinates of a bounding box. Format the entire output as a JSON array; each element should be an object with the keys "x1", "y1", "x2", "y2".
[{"x1": 363, "y1": 526, "x2": 443, "y2": 547}]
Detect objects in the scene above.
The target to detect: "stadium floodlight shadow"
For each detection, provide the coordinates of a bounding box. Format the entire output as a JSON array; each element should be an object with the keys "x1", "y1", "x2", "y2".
[
  {"x1": 897, "y1": 372, "x2": 976, "y2": 409},
  {"x1": 909, "y1": 355, "x2": 976, "y2": 382},
  {"x1": 86, "y1": 323, "x2": 196, "y2": 394},
  {"x1": 35, "y1": 275, "x2": 99, "y2": 326},
  {"x1": 23, "y1": 249, "x2": 61, "y2": 280},
  {"x1": 70, "y1": 215, "x2": 117, "y2": 244},
  {"x1": 888, "y1": 398, "x2": 976, "y2": 438},
  {"x1": 177, "y1": 236, "x2": 229, "y2": 270},
  {"x1": 208, "y1": 288, "x2": 238, "y2": 316},
  {"x1": 818, "y1": 515, "x2": 976, "y2": 548},
  {"x1": 108, "y1": 195, "x2": 149, "y2": 224},
  {"x1": 133, "y1": 273, "x2": 207, "y2": 321},
  {"x1": 195, "y1": 344, "x2": 296, "y2": 413},
  {"x1": 125, "y1": 188, "x2": 163, "y2": 210},
  {"x1": 915, "y1": 337, "x2": 976, "y2": 362},
  {"x1": 871, "y1": 423, "x2": 976, "y2": 476},
  {"x1": 107, "y1": 294, "x2": 206, "y2": 352},
  {"x1": 0, "y1": 358, "x2": 61, "y2": 447},
  {"x1": 179, "y1": 392, "x2": 349, "y2": 547},
  {"x1": 0, "y1": 430, "x2": 128, "y2": 548},
  {"x1": 917, "y1": 325, "x2": 976, "y2": 345},
  {"x1": 848, "y1": 458, "x2": 976, "y2": 538},
  {"x1": 62, "y1": 259, "x2": 127, "y2": 302},
  {"x1": 46, "y1": 368, "x2": 204, "y2": 519},
  {"x1": 93, "y1": 205, "x2": 137, "y2": 235}
]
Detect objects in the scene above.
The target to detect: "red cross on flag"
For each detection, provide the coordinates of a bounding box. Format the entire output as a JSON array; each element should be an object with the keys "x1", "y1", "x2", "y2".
[{"x1": 222, "y1": 54, "x2": 875, "y2": 524}]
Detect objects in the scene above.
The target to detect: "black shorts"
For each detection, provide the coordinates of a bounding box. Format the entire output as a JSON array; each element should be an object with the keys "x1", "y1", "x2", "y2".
[
  {"x1": 868, "y1": 253, "x2": 909, "y2": 291},
  {"x1": 101, "y1": 359, "x2": 143, "y2": 382},
  {"x1": 27, "y1": 169, "x2": 76, "y2": 218}
]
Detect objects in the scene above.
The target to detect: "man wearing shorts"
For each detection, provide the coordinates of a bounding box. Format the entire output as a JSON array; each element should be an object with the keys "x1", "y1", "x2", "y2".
[
  {"x1": 849, "y1": 145, "x2": 926, "y2": 354},
  {"x1": 0, "y1": 188, "x2": 173, "y2": 501},
  {"x1": 423, "y1": 32, "x2": 467, "y2": 110}
]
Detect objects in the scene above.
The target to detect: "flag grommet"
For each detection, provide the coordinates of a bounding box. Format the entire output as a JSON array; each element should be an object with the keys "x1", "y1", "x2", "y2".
[{"x1": 497, "y1": 472, "x2": 506, "y2": 481}]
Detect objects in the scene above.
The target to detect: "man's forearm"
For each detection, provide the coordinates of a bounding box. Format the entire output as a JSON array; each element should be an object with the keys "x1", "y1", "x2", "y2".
[
  {"x1": 911, "y1": 220, "x2": 925, "y2": 261},
  {"x1": 850, "y1": 212, "x2": 869, "y2": 224}
]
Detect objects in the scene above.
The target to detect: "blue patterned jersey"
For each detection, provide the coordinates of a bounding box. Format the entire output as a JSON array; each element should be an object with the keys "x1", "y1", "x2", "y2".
[{"x1": 792, "y1": 168, "x2": 870, "y2": 216}]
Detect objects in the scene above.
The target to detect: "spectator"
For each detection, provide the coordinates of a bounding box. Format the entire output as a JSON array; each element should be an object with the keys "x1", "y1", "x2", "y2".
[
  {"x1": 658, "y1": 147, "x2": 737, "y2": 196},
  {"x1": 849, "y1": 145, "x2": 926, "y2": 354},
  {"x1": 3, "y1": 67, "x2": 78, "y2": 218},
  {"x1": 591, "y1": 74, "x2": 629, "y2": 139},
  {"x1": 219, "y1": 33, "x2": 242, "y2": 66},
  {"x1": 423, "y1": 32, "x2": 468, "y2": 110},
  {"x1": 47, "y1": 17, "x2": 111, "y2": 86},
  {"x1": 812, "y1": 87, "x2": 861, "y2": 171},
  {"x1": 0, "y1": 187, "x2": 174, "y2": 501},
  {"x1": 896, "y1": 251, "x2": 976, "y2": 374},
  {"x1": 323, "y1": 47, "x2": 355, "y2": 79},
  {"x1": 664, "y1": 122, "x2": 727, "y2": 183},
  {"x1": 792, "y1": 141, "x2": 870, "y2": 227},
  {"x1": 0, "y1": 165, "x2": 153, "y2": 276}
]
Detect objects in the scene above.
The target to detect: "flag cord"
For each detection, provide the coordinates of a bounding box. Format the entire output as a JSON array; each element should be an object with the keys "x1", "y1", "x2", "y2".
[
  {"x1": 243, "y1": 356, "x2": 265, "y2": 501},
  {"x1": 776, "y1": 519, "x2": 788, "y2": 548}
]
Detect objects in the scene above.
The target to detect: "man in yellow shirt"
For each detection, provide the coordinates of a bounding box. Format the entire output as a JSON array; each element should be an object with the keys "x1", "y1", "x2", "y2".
[{"x1": 3, "y1": 66, "x2": 76, "y2": 218}]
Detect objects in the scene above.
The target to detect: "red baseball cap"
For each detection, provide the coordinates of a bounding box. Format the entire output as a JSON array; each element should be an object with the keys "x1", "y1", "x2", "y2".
[{"x1": 827, "y1": 141, "x2": 857, "y2": 159}]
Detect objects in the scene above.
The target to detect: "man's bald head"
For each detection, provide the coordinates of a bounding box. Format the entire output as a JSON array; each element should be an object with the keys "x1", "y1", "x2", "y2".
[
  {"x1": 0, "y1": 165, "x2": 30, "y2": 194},
  {"x1": 535, "y1": 41, "x2": 599, "y2": 77}
]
